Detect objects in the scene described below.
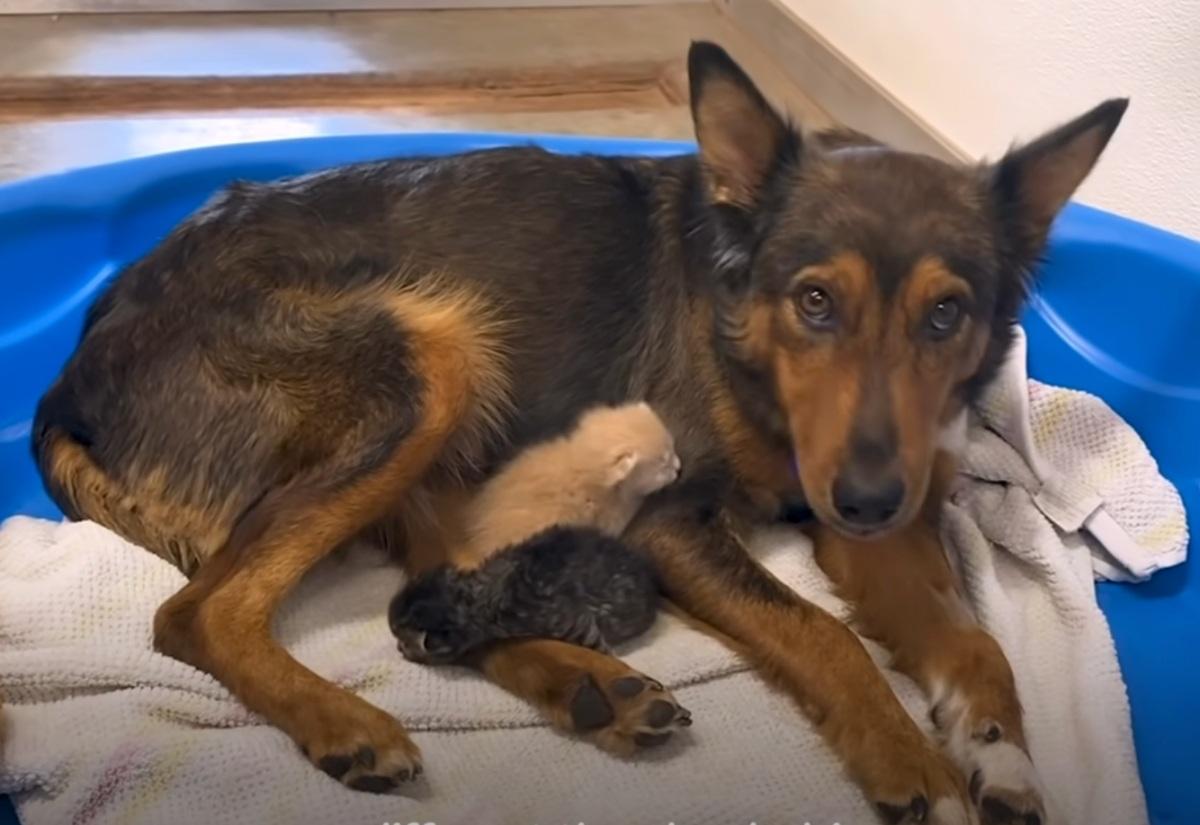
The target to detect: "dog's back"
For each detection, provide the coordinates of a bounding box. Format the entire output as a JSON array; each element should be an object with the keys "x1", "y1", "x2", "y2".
[{"x1": 32, "y1": 151, "x2": 689, "y2": 573}]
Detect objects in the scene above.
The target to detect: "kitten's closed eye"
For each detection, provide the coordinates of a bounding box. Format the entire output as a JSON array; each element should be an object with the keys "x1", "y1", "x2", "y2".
[
  {"x1": 415, "y1": 600, "x2": 444, "y2": 624},
  {"x1": 390, "y1": 589, "x2": 446, "y2": 636}
]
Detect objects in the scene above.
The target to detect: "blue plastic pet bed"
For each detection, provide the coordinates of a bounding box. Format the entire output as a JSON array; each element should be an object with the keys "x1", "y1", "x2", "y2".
[{"x1": 0, "y1": 134, "x2": 1196, "y2": 825}]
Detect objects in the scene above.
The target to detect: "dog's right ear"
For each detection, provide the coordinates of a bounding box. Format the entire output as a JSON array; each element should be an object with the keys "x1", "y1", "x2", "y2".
[{"x1": 689, "y1": 41, "x2": 798, "y2": 211}]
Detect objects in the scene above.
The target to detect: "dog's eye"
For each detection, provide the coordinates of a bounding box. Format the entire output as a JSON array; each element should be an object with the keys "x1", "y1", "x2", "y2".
[
  {"x1": 795, "y1": 285, "x2": 835, "y2": 327},
  {"x1": 927, "y1": 297, "x2": 962, "y2": 337}
]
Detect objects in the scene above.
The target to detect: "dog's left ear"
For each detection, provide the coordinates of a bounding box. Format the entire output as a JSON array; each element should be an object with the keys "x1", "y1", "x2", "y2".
[
  {"x1": 689, "y1": 41, "x2": 798, "y2": 210},
  {"x1": 991, "y1": 98, "x2": 1129, "y2": 256}
]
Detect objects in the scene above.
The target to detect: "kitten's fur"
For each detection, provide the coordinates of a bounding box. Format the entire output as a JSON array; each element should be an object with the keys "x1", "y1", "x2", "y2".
[
  {"x1": 389, "y1": 402, "x2": 679, "y2": 663},
  {"x1": 390, "y1": 527, "x2": 660, "y2": 662},
  {"x1": 456, "y1": 401, "x2": 681, "y2": 568}
]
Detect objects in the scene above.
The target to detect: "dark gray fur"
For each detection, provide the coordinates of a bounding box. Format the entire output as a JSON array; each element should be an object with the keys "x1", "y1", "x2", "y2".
[{"x1": 389, "y1": 526, "x2": 659, "y2": 663}]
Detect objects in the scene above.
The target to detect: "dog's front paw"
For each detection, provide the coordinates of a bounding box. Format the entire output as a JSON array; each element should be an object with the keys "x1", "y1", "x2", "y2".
[
  {"x1": 870, "y1": 742, "x2": 976, "y2": 825},
  {"x1": 964, "y1": 729, "x2": 1045, "y2": 825},
  {"x1": 878, "y1": 795, "x2": 976, "y2": 825}
]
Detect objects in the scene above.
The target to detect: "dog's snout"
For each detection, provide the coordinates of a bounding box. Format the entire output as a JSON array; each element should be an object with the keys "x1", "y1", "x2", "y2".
[
  {"x1": 830, "y1": 394, "x2": 905, "y2": 530},
  {"x1": 832, "y1": 472, "x2": 905, "y2": 529}
]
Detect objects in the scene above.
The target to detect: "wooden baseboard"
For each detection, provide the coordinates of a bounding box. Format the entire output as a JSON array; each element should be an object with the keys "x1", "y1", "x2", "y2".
[
  {"x1": 715, "y1": 0, "x2": 965, "y2": 161},
  {"x1": 0, "y1": 61, "x2": 686, "y2": 121}
]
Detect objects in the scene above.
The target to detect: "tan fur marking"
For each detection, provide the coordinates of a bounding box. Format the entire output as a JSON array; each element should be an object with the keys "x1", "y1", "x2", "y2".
[
  {"x1": 383, "y1": 280, "x2": 514, "y2": 484},
  {"x1": 378, "y1": 280, "x2": 516, "y2": 574},
  {"x1": 693, "y1": 299, "x2": 794, "y2": 513},
  {"x1": 711, "y1": 389, "x2": 793, "y2": 514},
  {"x1": 791, "y1": 251, "x2": 875, "y2": 333},
  {"x1": 903, "y1": 256, "x2": 971, "y2": 321},
  {"x1": 41, "y1": 434, "x2": 231, "y2": 575}
]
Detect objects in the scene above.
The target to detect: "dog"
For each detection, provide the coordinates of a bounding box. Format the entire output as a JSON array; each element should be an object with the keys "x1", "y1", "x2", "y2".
[
  {"x1": 32, "y1": 40, "x2": 1125, "y2": 822},
  {"x1": 390, "y1": 401, "x2": 676, "y2": 664}
]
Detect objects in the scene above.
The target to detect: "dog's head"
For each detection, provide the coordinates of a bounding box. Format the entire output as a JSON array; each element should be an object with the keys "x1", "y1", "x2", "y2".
[{"x1": 689, "y1": 42, "x2": 1127, "y2": 538}]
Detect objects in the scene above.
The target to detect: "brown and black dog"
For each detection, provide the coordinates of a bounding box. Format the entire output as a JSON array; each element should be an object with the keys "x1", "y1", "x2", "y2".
[{"x1": 32, "y1": 42, "x2": 1125, "y2": 824}]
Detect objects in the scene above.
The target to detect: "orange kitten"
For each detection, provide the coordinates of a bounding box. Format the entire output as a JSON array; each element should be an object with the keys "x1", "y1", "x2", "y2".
[{"x1": 452, "y1": 401, "x2": 680, "y2": 569}]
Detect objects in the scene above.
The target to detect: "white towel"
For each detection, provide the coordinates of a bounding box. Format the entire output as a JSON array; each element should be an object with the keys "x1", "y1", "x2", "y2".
[
  {"x1": 0, "y1": 327, "x2": 1183, "y2": 825},
  {"x1": 968, "y1": 329, "x2": 1188, "y2": 583}
]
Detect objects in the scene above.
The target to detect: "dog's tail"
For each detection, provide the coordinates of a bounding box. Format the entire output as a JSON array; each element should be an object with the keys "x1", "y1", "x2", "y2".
[{"x1": 32, "y1": 380, "x2": 103, "y2": 524}]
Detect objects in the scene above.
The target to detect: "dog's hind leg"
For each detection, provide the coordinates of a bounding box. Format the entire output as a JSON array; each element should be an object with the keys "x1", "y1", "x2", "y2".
[
  {"x1": 812, "y1": 463, "x2": 1044, "y2": 825},
  {"x1": 153, "y1": 286, "x2": 507, "y2": 792},
  {"x1": 154, "y1": 451, "x2": 432, "y2": 791}
]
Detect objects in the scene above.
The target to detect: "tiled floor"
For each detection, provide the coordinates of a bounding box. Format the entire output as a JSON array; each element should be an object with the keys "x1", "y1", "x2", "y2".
[{"x1": 0, "y1": 5, "x2": 831, "y2": 181}]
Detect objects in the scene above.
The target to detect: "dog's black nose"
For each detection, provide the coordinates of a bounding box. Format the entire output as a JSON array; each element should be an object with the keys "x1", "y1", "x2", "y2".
[{"x1": 832, "y1": 474, "x2": 905, "y2": 528}]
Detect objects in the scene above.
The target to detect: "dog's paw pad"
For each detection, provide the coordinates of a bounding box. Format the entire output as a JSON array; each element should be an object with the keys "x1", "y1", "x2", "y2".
[
  {"x1": 569, "y1": 675, "x2": 616, "y2": 731},
  {"x1": 877, "y1": 795, "x2": 929, "y2": 824},
  {"x1": 564, "y1": 670, "x2": 692, "y2": 756},
  {"x1": 611, "y1": 676, "x2": 646, "y2": 698},
  {"x1": 980, "y1": 794, "x2": 1041, "y2": 825},
  {"x1": 301, "y1": 706, "x2": 423, "y2": 793},
  {"x1": 604, "y1": 674, "x2": 691, "y2": 750},
  {"x1": 967, "y1": 741, "x2": 1044, "y2": 825},
  {"x1": 318, "y1": 753, "x2": 355, "y2": 780},
  {"x1": 349, "y1": 775, "x2": 396, "y2": 794}
]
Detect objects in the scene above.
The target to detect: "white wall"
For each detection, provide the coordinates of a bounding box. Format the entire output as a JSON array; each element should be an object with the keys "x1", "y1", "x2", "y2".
[{"x1": 783, "y1": 0, "x2": 1200, "y2": 240}]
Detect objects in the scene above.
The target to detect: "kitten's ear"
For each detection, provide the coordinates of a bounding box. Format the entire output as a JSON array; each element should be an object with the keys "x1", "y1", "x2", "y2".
[
  {"x1": 688, "y1": 41, "x2": 798, "y2": 210},
  {"x1": 990, "y1": 98, "x2": 1128, "y2": 257},
  {"x1": 608, "y1": 451, "x2": 639, "y2": 486}
]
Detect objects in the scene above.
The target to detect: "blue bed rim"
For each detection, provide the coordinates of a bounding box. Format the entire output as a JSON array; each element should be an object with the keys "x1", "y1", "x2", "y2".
[{"x1": 0, "y1": 133, "x2": 1196, "y2": 825}]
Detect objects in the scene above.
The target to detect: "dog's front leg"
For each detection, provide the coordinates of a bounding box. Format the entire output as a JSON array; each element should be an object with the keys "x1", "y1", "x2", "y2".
[
  {"x1": 474, "y1": 638, "x2": 693, "y2": 754},
  {"x1": 813, "y1": 516, "x2": 1045, "y2": 825},
  {"x1": 628, "y1": 499, "x2": 974, "y2": 825}
]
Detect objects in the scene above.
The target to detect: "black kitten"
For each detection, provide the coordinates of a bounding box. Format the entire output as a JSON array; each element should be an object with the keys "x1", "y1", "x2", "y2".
[{"x1": 389, "y1": 526, "x2": 659, "y2": 664}]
